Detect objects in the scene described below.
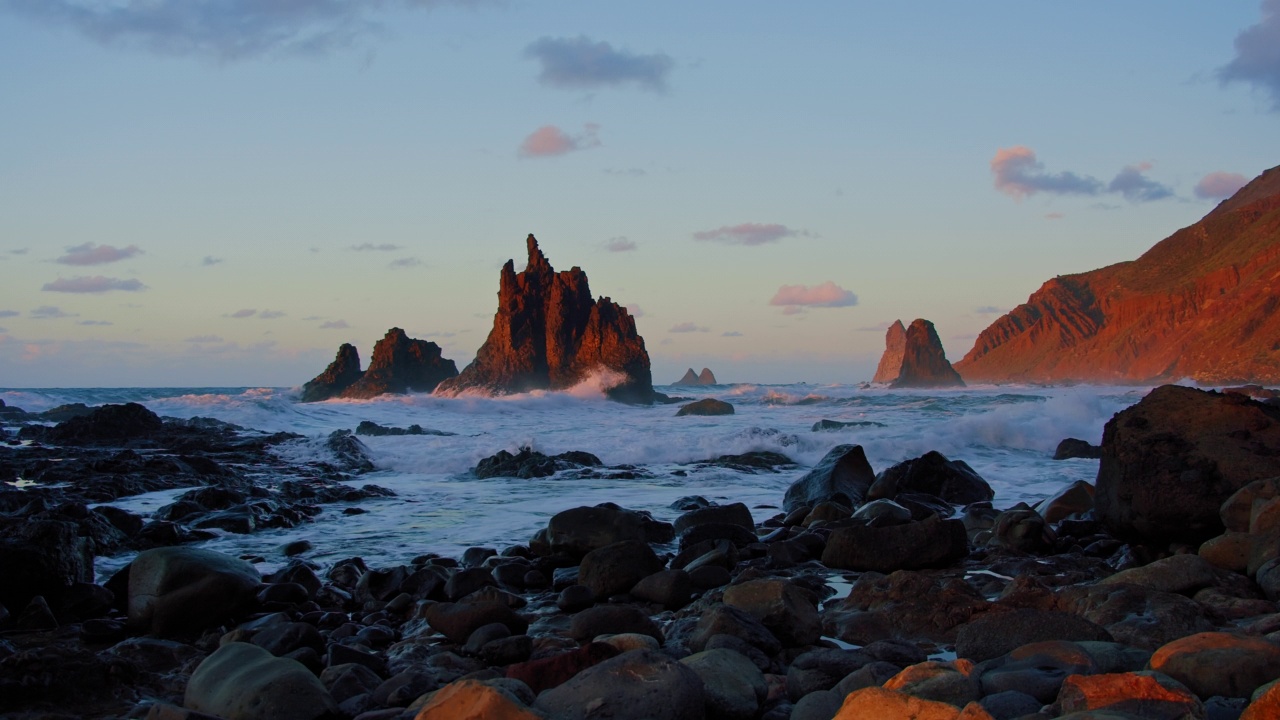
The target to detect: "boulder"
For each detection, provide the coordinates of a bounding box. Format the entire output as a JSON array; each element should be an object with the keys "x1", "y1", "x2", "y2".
[
  {"x1": 832, "y1": 687, "x2": 970, "y2": 719},
  {"x1": 822, "y1": 515, "x2": 969, "y2": 572},
  {"x1": 824, "y1": 571, "x2": 990, "y2": 645},
  {"x1": 1054, "y1": 438, "x2": 1103, "y2": 460},
  {"x1": 787, "y1": 648, "x2": 876, "y2": 700},
  {"x1": 532, "y1": 649, "x2": 706, "y2": 720},
  {"x1": 1035, "y1": 480, "x2": 1096, "y2": 523},
  {"x1": 955, "y1": 610, "x2": 1114, "y2": 662},
  {"x1": 985, "y1": 504, "x2": 1052, "y2": 553},
  {"x1": 884, "y1": 660, "x2": 981, "y2": 708},
  {"x1": 687, "y1": 603, "x2": 781, "y2": 655},
  {"x1": 568, "y1": 605, "x2": 663, "y2": 645},
  {"x1": 680, "y1": 648, "x2": 767, "y2": 720},
  {"x1": 630, "y1": 569, "x2": 693, "y2": 610},
  {"x1": 299, "y1": 343, "x2": 362, "y2": 402},
  {"x1": 505, "y1": 643, "x2": 620, "y2": 694},
  {"x1": 425, "y1": 601, "x2": 528, "y2": 644},
  {"x1": 868, "y1": 451, "x2": 994, "y2": 505},
  {"x1": 413, "y1": 679, "x2": 542, "y2": 720},
  {"x1": 1097, "y1": 554, "x2": 1218, "y2": 596},
  {"x1": 1221, "y1": 477, "x2": 1280, "y2": 533},
  {"x1": 783, "y1": 444, "x2": 877, "y2": 512},
  {"x1": 578, "y1": 540, "x2": 665, "y2": 600},
  {"x1": 1148, "y1": 632, "x2": 1280, "y2": 699},
  {"x1": 1243, "y1": 679, "x2": 1280, "y2": 720},
  {"x1": 1054, "y1": 583, "x2": 1214, "y2": 650},
  {"x1": 435, "y1": 235, "x2": 654, "y2": 404},
  {"x1": 977, "y1": 641, "x2": 1099, "y2": 704},
  {"x1": 673, "y1": 502, "x2": 754, "y2": 535},
  {"x1": 538, "y1": 505, "x2": 674, "y2": 559},
  {"x1": 1094, "y1": 385, "x2": 1280, "y2": 546},
  {"x1": 128, "y1": 547, "x2": 261, "y2": 638},
  {"x1": 1198, "y1": 532, "x2": 1250, "y2": 573},
  {"x1": 1054, "y1": 671, "x2": 1204, "y2": 719},
  {"x1": 0, "y1": 520, "x2": 94, "y2": 610},
  {"x1": 676, "y1": 399, "x2": 734, "y2": 416},
  {"x1": 722, "y1": 578, "x2": 821, "y2": 648},
  {"x1": 185, "y1": 642, "x2": 337, "y2": 720},
  {"x1": 474, "y1": 447, "x2": 602, "y2": 479},
  {"x1": 812, "y1": 419, "x2": 887, "y2": 431}
]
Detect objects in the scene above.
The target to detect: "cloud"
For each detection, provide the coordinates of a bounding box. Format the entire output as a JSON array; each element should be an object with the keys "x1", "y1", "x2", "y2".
[
  {"x1": 78, "y1": 320, "x2": 113, "y2": 326},
  {"x1": 0, "y1": 310, "x2": 17, "y2": 318},
  {"x1": 390, "y1": 257, "x2": 422, "y2": 268},
  {"x1": 518, "y1": 123, "x2": 601, "y2": 158},
  {"x1": 258, "y1": 310, "x2": 286, "y2": 319},
  {"x1": 1195, "y1": 171, "x2": 1249, "y2": 200},
  {"x1": 185, "y1": 334, "x2": 223, "y2": 343},
  {"x1": 42, "y1": 276, "x2": 146, "y2": 293},
  {"x1": 320, "y1": 320, "x2": 350, "y2": 329},
  {"x1": 625, "y1": 304, "x2": 644, "y2": 318},
  {"x1": 10, "y1": 248, "x2": 28, "y2": 255},
  {"x1": 0, "y1": 0, "x2": 483, "y2": 61},
  {"x1": 722, "y1": 331, "x2": 743, "y2": 337},
  {"x1": 975, "y1": 306, "x2": 1006, "y2": 314},
  {"x1": 991, "y1": 146, "x2": 1104, "y2": 200},
  {"x1": 201, "y1": 256, "x2": 223, "y2": 266},
  {"x1": 351, "y1": 243, "x2": 401, "y2": 252},
  {"x1": 1107, "y1": 162, "x2": 1174, "y2": 203},
  {"x1": 55, "y1": 242, "x2": 142, "y2": 266},
  {"x1": 856, "y1": 322, "x2": 893, "y2": 332},
  {"x1": 1045, "y1": 212, "x2": 1065, "y2": 220},
  {"x1": 1219, "y1": 0, "x2": 1280, "y2": 110},
  {"x1": 524, "y1": 36, "x2": 673, "y2": 93},
  {"x1": 604, "y1": 237, "x2": 636, "y2": 252},
  {"x1": 228, "y1": 309, "x2": 257, "y2": 318},
  {"x1": 31, "y1": 306, "x2": 75, "y2": 319},
  {"x1": 769, "y1": 281, "x2": 858, "y2": 309},
  {"x1": 669, "y1": 322, "x2": 709, "y2": 333},
  {"x1": 693, "y1": 223, "x2": 806, "y2": 246},
  {"x1": 780, "y1": 306, "x2": 805, "y2": 316}
]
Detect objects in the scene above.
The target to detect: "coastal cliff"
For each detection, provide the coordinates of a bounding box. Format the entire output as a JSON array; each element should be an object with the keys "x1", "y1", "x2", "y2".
[
  {"x1": 956, "y1": 165, "x2": 1280, "y2": 384},
  {"x1": 435, "y1": 235, "x2": 654, "y2": 403}
]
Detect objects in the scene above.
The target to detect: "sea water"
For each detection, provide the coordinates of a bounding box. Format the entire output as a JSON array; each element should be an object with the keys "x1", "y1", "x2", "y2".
[{"x1": 0, "y1": 381, "x2": 1149, "y2": 579}]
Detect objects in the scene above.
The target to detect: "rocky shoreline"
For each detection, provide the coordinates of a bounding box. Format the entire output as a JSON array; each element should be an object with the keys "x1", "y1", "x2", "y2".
[{"x1": 2, "y1": 387, "x2": 1280, "y2": 719}]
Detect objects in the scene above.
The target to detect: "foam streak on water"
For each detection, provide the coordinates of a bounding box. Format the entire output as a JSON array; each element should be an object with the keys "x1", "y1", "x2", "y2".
[{"x1": 1, "y1": 382, "x2": 1147, "y2": 576}]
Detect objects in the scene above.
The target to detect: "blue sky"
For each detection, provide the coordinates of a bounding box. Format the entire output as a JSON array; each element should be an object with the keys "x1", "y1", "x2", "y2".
[{"x1": 1, "y1": 1, "x2": 1278, "y2": 387}]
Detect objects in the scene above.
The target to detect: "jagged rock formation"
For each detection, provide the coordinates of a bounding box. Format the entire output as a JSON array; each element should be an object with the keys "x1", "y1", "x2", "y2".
[
  {"x1": 873, "y1": 319, "x2": 964, "y2": 388},
  {"x1": 300, "y1": 328, "x2": 457, "y2": 402},
  {"x1": 956, "y1": 165, "x2": 1280, "y2": 384},
  {"x1": 872, "y1": 320, "x2": 907, "y2": 383},
  {"x1": 672, "y1": 368, "x2": 718, "y2": 386},
  {"x1": 435, "y1": 235, "x2": 654, "y2": 403}
]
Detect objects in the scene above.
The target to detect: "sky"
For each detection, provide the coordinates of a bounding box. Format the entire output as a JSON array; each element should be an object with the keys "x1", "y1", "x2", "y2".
[{"x1": 1, "y1": 1, "x2": 1279, "y2": 388}]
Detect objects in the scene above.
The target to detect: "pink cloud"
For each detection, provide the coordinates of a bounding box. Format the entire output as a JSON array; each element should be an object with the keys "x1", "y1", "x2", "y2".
[
  {"x1": 1194, "y1": 171, "x2": 1249, "y2": 200},
  {"x1": 56, "y1": 242, "x2": 143, "y2": 265},
  {"x1": 693, "y1": 223, "x2": 802, "y2": 246},
  {"x1": 769, "y1": 281, "x2": 858, "y2": 309},
  {"x1": 519, "y1": 123, "x2": 601, "y2": 158},
  {"x1": 990, "y1": 146, "x2": 1102, "y2": 200},
  {"x1": 42, "y1": 276, "x2": 146, "y2": 293}
]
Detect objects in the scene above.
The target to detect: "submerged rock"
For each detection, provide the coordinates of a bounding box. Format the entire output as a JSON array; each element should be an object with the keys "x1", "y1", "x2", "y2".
[
  {"x1": 1054, "y1": 437, "x2": 1103, "y2": 460},
  {"x1": 676, "y1": 398, "x2": 734, "y2": 416},
  {"x1": 354, "y1": 420, "x2": 454, "y2": 437},
  {"x1": 473, "y1": 447, "x2": 602, "y2": 479}
]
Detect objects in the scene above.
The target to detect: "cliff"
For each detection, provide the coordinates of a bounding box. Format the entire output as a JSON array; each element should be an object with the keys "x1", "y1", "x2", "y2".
[
  {"x1": 875, "y1": 318, "x2": 965, "y2": 388},
  {"x1": 955, "y1": 165, "x2": 1280, "y2": 384},
  {"x1": 300, "y1": 329, "x2": 457, "y2": 402},
  {"x1": 434, "y1": 235, "x2": 654, "y2": 403}
]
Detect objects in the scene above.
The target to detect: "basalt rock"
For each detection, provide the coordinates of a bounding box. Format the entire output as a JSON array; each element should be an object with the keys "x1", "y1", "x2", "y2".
[
  {"x1": 874, "y1": 319, "x2": 965, "y2": 388},
  {"x1": 436, "y1": 235, "x2": 654, "y2": 403},
  {"x1": 299, "y1": 343, "x2": 362, "y2": 402},
  {"x1": 300, "y1": 329, "x2": 457, "y2": 402},
  {"x1": 956, "y1": 165, "x2": 1280, "y2": 384}
]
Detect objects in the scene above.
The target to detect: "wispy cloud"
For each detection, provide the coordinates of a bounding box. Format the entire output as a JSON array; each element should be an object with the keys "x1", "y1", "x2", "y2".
[
  {"x1": 669, "y1": 322, "x2": 709, "y2": 333},
  {"x1": 31, "y1": 306, "x2": 76, "y2": 319},
  {"x1": 975, "y1": 306, "x2": 1006, "y2": 314},
  {"x1": 320, "y1": 320, "x2": 350, "y2": 329},
  {"x1": 78, "y1": 320, "x2": 113, "y2": 326},
  {"x1": 351, "y1": 243, "x2": 401, "y2": 252},
  {"x1": 0, "y1": 310, "x2": 18, "y2": 318},
  {"x1": 228, "y1": 309, "x2": 257, "y2": 319},
  {"x1": 258, "y1": 310, "x2": 286, "y2": 319},
  {"x1": 55, "y1": 242, "x2": 142, "y2": 266},
  {"x1": 1219, "y1": 0, "x2": 1280, "y2": 111},
  {"x1": 0, "y1": 0, "x2": 485, "y2": 61},
  {"x1": 185, "y1": 334, "x2": 224, "y2": 343},
  {"x1": 10, "y1": 248, "x2": 28, "y2": 256},
  {"x1": 722, "y1": 331, "x2": 743, "y2": 337},
  {"x1": 42, "y1": 276, "x2": 146, "y2": 293},
  {"x1": 693, "y1": 223, "x2": 807, "y2": 246},
  {"x1": 525, "y1": 36, "x2": 673, "y2": 93},
  {"x1": 1194, "y1": 171, "x2": 1249, "y2": 200},
  {"x1": 1045, "y1": 212, "x2": 1065, "y2": 220},
  {"x1": 390, "y1": 257, "x2": 422, "y2": 268},
  {"x1": 518, "y1": 123, "x2": 601, "y2": 158},
  {"x1": 201, "y1": 256, "x2": 224, "y2": 266},
  {"x1": 604, "y1": 237, "x2": 636, "y2": 252},
  {"x1": 991, "y1": 147, "x2": 1173, "y2": 203},
  {"x1": 770, "y1": 281, "x2": 858, "y2": 309}
]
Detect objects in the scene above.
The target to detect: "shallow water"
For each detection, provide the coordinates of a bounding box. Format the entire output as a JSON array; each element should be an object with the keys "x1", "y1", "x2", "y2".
[{"x1": 1, "y1": 381, "x2": 1149, "y2": 579}]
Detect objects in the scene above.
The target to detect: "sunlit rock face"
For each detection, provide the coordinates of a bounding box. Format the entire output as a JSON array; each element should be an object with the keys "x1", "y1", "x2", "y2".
[
  {"x1": 435, "y1": 235, "x2": 654, "y2": 404},
  {"x1": 874, "y1": 319, "x2": 964, "y2": 389},
  {"x1": 872, "y1": 320, "x2": 907, "y2": 384},
  {"x1": 956, "y1": 165, "x2": 1280, "y2": 384},
  {"x1": 300, "y1": 329, "x2": 457, "y2": 402}
]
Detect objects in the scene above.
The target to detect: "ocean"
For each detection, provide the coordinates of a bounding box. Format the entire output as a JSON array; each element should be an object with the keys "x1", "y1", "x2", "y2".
[{"x1": 0, "y1": 381, "x2": 1148, "y2": 581}]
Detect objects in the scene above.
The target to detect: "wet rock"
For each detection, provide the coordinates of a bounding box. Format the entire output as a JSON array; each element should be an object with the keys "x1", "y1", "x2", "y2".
[
  {"x1": 884, "y1": 659, "x2": 981, "y2": 707},
  {"x1": 579, "y1": 540, "x2": 664, "y2": 600},
  {"x1": 324, "y1": 430, "x2": 376, "y2": 473},
  {"x1": 695, "y1": 451, "x2": 796, "y2": 473},
  {"x1": 676, "y1": 398, "x2": 734, "y2": 416},
  {"x1": 787, "y1": 648, "x2": 876, "y2": 700},
  {"x1": 783, "y1": 444, "x2": 876, "y2": 512},
  {"x1": 1221, "y1": 478, "x2": 1280, "y2": 533},
  {"x1": 812, "y1": 419, "x2": 887, "y2": 432},
  {"x1": 1243, "y1": 679, "x2": 1280, "y2": 720},
  {"x1": 354, "y1": 420, "x2": 455, "y2": 437},
  {"x1": 474, "y1": 447, "x2": 602, "y2": 479},
  {"x1": 674, "y1": 502, "x2": 755, "y2": 535},
  {"x1": 568, "y1": 604, "x2": 663, "y2": 645},
  {"x1": 1054, "y1": 582, "x2": 1215, "y2": 650},
  {"x1": 955, "y1": 610, "x2": 1114, "y2": 662},
  {"x1": 824, "y1": 571, "x2": 990, "y2": 645},
  {"x1": 833, "y1": 687, "x2": 970, "y2": 719},
  {"x1": 185, "y1": 642, "x2": 337, "y2": 720},
  {"x1": 532, "y1": 648, "x2": 706, "y2": 720},
  {"x1": 0, "y1": 519, "x2": 94, "y2": 610},
  {"x1": 868, "y1": 451, "x2": 994, "y2": 505},
  {"x1": 537, "y1": 504, "x2": 674, "y2": 559},
  {"x1": 505, "y1": 642, "x2": 620, "y2": 694},
  {"x1": 688, "y1": 603, "x2": 782, "y2": 655},
  {"x1": 1149, "y1": 632, "x2": 1280, "y2": 700},
  {"x1": 1054, "y1": 671, "x2": 1204, "y2": 719},
  {"x1": 414, "y1": 678, "x2": 543, "y2": 720},
  {"x1": 722, "y1": 578, "x2": 821, "y2": 648},
  {"x1": 631, "y1": 569, "x2": 693, "y2": 610},
  {"x1": 681, "y1": 648, "x2": 768, "y2": 720},
  {"x1": 1098, "y1": 553, "x2": 1219, "y2": 595},
  {"x1": 1055, "y1": 438, "x2": 1103, "y2": 460},
  {"x1": 44, "y1": 402, "x2": 164, "y2": 445},
  {"x1": 1035, "y1": 480, "x2": 1096, "y2": 523},
  {"x1": 822, "y1": 515, "x2": 969, "y2": 572},
  {"x1": 976, "y1": 641, "x2": 1100, "y2": 703},
  {"x1": 1095, "y1": 385, "x2": 1280, "y2": 547},
  {"x1": 128, "y1": 546, "x2": 261, "y2": 638},
  {"x1": 425, "y1": 601, "x2": 528, "y2": 644}
]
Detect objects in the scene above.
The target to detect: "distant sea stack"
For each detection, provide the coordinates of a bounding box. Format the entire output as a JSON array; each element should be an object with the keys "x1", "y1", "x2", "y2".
[
  {"x1": 956, "y1": 165, "x2": 1280, "y2": 384},
  {"x1": 873, "y1": 318, "x2": 965, "y2": 388},
  {"x1": 673, "y1": 368, "x2": 718, "y2": 386},
  {"x1": 434, "y1": 235, "x2": 654, "y2": 403},
  {"x1": 300, "y1": 328, "x2": 458, "y2": 402}
]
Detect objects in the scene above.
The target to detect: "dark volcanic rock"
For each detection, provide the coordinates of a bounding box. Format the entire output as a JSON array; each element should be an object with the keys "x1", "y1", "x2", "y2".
[
  {"x1": 43, "y1": 403, "x2": 164, "y2": 445},
  {"x1": 676, "y1": 398, "x2": 734, "y2": 416},
  {"x1": 1095, "y1": 384, "x2": 1280, "y2": 546},
  {"x1": 1054, "y1": 437, "x2": 1103, "y2": 460},
  {"x1": 868, "y1": 450, "x2": 994, "y2": 505},
  {"x1": 811, "y1": 419, "x2": 887, "y2": 432},
  {"x1": 954, "y1": 609, "x2": 1114, "y2": 662},
  {"x1": 354, "y1": 420, "x2": 454, "y2": 437},
  {"x1": 875, "y1": 319, "x2": 964, "y2": 388},
  {"x1": 300, "y1": 343, "x2": 362, "y2": 402},
  {"x1": 821, "y1": 515, "x2": 969, "y2": 572},
  {"x1": 532, "y1": 649, "x2": 705, "y2": 720},
  {"x1": 783, "y1": 444, "x2": 876, "y2": 512},
  {"x1": 534, "y1": 505, "x2": 674, "y2": 559},
  {"x1": 473, "y1": 447, "x2": 602, "y2": 479},
  {"x1": 343, "y1": 327, "x2": 457, "y2": 399},
  {"x1": 435, "y1": 235, "x2": 654, "y2": 404}
]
